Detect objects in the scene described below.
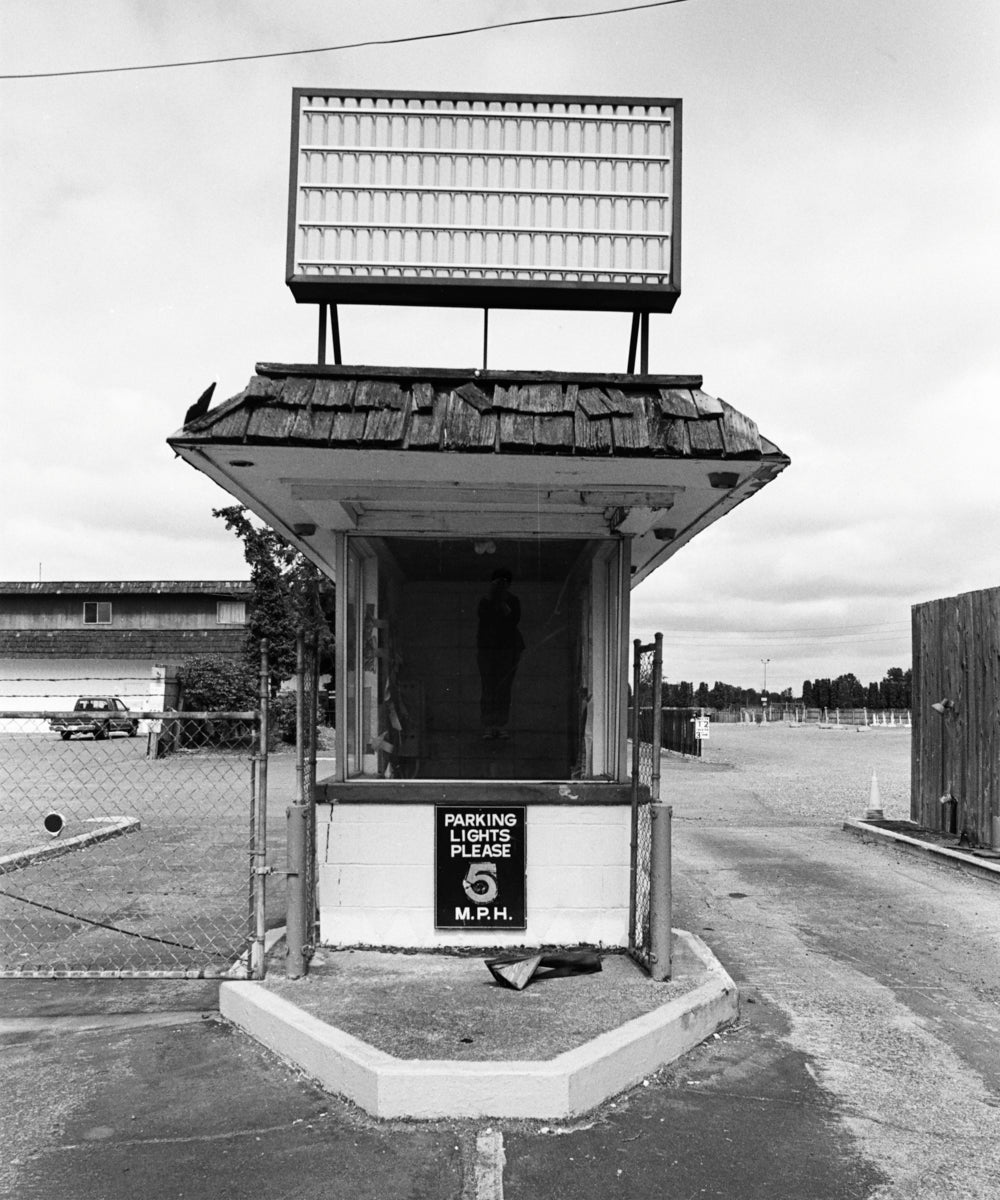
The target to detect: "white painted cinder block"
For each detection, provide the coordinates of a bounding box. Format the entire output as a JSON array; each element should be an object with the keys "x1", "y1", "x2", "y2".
[{"x1": 317, "y1": 803, "x2": 633, "y2": 948}]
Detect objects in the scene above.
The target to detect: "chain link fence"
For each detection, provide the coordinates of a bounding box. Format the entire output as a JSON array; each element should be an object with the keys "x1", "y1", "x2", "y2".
[{"x1": 0, "y1": 707, "x2": 265, "y2": 978}]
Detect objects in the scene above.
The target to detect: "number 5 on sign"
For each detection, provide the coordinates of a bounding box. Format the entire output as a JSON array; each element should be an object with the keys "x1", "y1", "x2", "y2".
[{"x1": 463, "y1": 861, "x2": 498, "y2": 904}]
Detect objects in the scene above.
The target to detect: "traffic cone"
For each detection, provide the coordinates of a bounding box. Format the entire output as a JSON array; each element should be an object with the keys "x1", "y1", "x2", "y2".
[{"x1": 864, "y1": 771, "x2": 884, "y2": 821}]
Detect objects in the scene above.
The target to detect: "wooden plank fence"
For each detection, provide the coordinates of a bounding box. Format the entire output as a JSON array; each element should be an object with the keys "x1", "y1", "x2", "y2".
[{"x1": 911, "y1": 585, "x2": 1000, "y2": 847}]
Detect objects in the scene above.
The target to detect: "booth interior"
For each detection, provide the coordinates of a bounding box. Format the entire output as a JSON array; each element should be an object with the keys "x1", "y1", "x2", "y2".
[{"x1": 337, "y1": 532, "x2": 629, "y2": 784}]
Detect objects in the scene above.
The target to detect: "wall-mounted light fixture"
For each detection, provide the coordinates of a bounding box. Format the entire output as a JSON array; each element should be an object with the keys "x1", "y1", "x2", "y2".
[
  {"x1": 708, "y1": 472, "x2": 740, "y2": 489},
  {"x1": 293, "y1": 523, "x2": 317, "y2": 537},
  {"x1": 931, "y1": 698, "x2": 955, "y2": 714}
]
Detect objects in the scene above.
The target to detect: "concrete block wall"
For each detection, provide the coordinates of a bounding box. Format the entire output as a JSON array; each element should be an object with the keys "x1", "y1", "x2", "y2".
[{"x1": 317, "y1": 803, "x2": 632, "y2": 948}]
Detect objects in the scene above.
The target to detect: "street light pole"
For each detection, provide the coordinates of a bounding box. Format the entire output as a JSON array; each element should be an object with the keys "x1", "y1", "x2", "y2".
[{"x1": 761, "y1": 658, "x2": 770, "y2": 694}]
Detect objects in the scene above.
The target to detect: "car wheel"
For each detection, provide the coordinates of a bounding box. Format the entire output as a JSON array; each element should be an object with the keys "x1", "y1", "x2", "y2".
[
  {"x1": 60, "y1": 732, "x2": 71, "y2": 741},
  {"x1": 93, "y1": 724, "x2": 108, "y2": 740},
  {"x1": 127, "y1": 722, "x2": 138, "y2": 737}
]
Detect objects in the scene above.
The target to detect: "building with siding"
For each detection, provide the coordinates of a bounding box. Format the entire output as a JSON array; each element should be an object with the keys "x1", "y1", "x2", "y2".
[{"x1": 0, "y1": 580, "x2": 251, "y2": 714}]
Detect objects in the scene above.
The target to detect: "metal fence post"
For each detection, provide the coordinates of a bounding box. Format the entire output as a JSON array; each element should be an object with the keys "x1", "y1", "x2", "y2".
[
  {"x1": 628, "y1": 638, "x2": 642, "y2": 949},
  {"x1": 250, "y1": 641, "x2": 269, "y2": 979},
  {"x1": 286, "y1": 631, "x2": 308, "y2": 979},
  {"x1": 647, "y1": 633, "x2": 671, "y2": 980},
  {"x1": 650, "y1": 632, "x2": 663, "y2": 803},
  {"x1": 649, "y1": 802, "x2": 673, "y2": 981}
]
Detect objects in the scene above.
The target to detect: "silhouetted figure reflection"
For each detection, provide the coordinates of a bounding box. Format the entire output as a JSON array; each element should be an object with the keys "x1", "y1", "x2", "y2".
[{"x1": 477, "y1": 568, "x2": 525, "y2": 739}]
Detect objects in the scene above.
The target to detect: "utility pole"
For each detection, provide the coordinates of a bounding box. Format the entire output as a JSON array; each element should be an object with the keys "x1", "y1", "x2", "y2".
[{"x1": 761, "y1": 658, "x2": 770, "y2": 695}]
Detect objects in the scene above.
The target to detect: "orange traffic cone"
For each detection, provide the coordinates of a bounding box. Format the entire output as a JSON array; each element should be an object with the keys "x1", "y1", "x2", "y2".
[{"x1": 864, "y1": 771, "x2": 884, "y2": 821}]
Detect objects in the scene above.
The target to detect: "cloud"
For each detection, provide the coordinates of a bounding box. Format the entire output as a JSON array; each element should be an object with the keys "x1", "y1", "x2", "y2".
[{"x1": 1, "y1": 0, "x2": 997, "y2": 695}]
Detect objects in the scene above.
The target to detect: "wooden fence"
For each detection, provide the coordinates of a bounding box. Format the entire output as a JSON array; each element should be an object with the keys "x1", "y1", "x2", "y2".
[{"x1": 911, "y1": 585, "x2": 1000, "y2": 847}]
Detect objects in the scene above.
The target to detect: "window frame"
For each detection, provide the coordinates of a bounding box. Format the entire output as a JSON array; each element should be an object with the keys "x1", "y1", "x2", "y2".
[
  {"x1": 83, "y1": 601, "x2": 112, "y2": 625},
  {"x1": 216, "y1": 599, "x2": 247, "y2": 625}
]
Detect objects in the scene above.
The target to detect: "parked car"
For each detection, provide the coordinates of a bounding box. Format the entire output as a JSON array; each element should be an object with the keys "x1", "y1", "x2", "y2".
[{"x1": 50, "y1": 697, "x2": 139, "y2": 741}]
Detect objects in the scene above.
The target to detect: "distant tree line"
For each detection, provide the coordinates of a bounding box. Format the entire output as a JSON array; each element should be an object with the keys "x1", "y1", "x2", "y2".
[
  {"x1": 801, "y1": 667, "x2": 911, "y2": 711},
  {"x1": 650, "y1": 666, "x2": 911, "y2": 710}
]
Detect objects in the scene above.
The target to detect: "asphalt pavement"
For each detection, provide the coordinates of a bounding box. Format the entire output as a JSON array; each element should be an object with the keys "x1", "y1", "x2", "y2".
[{"x1": 2, "y1": 724, "x2": 998, "y2": 1199}]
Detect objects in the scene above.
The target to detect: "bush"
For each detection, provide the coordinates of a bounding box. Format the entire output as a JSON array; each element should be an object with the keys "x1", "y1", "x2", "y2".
[
  {"x1": 270, "y1": 691, "x2": 298, "y2": 745},
  {"x1": 268, "y1": 690, "x2": 330, "y2": 749},
  {"x1": 177, "y1": 655, "x2": 258, "y2": 712}
]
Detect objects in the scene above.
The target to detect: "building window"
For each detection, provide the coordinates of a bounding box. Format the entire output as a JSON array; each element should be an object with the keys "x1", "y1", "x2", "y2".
[
  {"x1": 217, "y1": 600, "x2": 247, "y2": 625},
  {"x1": 83, "y1": 601, "x2": 112, "y2": 625}
]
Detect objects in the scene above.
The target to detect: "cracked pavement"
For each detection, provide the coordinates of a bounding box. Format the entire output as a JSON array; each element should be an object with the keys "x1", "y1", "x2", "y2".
[{"x1": 2, "y1": 724, "x2": 998, "y2": 1198}]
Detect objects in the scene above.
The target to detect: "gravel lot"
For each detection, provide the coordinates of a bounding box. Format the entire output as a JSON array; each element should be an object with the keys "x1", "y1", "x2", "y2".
[{"x1": 664, "y1": 720, "x2": 912, "y2": 826}]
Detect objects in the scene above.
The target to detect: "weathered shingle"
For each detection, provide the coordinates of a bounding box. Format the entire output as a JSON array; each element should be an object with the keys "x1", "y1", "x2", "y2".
[
  {"x1": 0, "y1": 629, "x2": 248, "y2": 660},
  {"x1": 172, "y1": 367, "x2": 766, "y2": 462}
]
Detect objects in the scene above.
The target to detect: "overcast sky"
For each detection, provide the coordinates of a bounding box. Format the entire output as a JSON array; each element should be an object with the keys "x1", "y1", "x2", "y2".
[{"x1": 2, "y1": 0, "x2": 997, "y2": 694}]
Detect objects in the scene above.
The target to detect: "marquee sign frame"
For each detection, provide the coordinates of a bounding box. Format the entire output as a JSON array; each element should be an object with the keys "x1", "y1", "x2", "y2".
[{"x1": 286, "y1": 88, "x2": 682, "y2": 313}]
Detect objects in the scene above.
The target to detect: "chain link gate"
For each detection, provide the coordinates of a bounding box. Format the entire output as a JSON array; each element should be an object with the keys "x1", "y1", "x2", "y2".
[
  {"x1": 0, "y1": 668, "x2": 269, "y2": 979},
  {"x1": 629, "y1": 634, "x2": 672, "y2": 980}
]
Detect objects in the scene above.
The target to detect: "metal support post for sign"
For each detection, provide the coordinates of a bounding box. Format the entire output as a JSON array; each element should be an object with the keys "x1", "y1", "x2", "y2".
[
  {"x1": 648, "y1": 803, "x2": 673, "y2": 981},
  {"x1": 250, "y1": 640, "x2": 269, "y2": 979},
  {"x1": 286, "y1": 632, "x2": 309, "y2": 979},
  {"x1": 628, "y1": 638, "x2": 642, "y2": 948},
  {"x1": 330, "y1": 304, "x2": 342, "y2": 365},
  {"x1": 627, "y1": 313, "x2": 640, "y2": 374},
  {"x1": 482, "y1": 308, "x2": 489, "y2": 370},
  {"x1": 626, "y1": 312, "x2": 650, "y2": 374},
  {"x1": 317, "y1": 304, "x2": 343, "y2": 366}
]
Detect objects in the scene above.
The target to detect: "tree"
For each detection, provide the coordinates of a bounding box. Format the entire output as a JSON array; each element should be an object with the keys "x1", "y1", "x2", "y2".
[
  {"x1": 879, "y1": 666, "x2": 912, "y2": 709},
  {"x1": 214, "y1": 505, "x2": 334, "y2": 692}
]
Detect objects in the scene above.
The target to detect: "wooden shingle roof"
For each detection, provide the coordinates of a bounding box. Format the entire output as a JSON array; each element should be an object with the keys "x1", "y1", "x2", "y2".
[
  {"x1": 177, "y1": 364, "x2": 766, "y2": 460},
  {"x1": 0, "y1": 629, "x2": 248, "y2": 660}
]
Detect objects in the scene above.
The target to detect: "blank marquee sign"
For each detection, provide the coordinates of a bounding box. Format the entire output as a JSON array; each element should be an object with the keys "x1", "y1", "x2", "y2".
[{"x1": 286, "y1": 89, "x2": 682, "y2": 311}]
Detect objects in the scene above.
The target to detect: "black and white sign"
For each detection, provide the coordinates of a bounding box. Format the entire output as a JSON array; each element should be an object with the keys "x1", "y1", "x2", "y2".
[{"x1": 435, "y1": 806, "x2": 526, "y2": 930}]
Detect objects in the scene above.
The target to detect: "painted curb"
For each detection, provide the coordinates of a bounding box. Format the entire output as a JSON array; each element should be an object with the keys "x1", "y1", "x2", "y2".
[
  {"x1": 0, "y1": 817, "x2": 140, "y2": 875},
  {"x1": 219, "y1": 928, "x2": 738, "y2": 1120},
  {"x1": 843, "y1": 818, "x2": 1000, "y2": 882}
]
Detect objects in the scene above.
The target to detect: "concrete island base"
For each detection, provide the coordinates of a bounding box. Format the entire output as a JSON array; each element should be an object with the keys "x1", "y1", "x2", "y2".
[{"x1": 219, "y1": 929, "x2": 738, "y2": 1120}]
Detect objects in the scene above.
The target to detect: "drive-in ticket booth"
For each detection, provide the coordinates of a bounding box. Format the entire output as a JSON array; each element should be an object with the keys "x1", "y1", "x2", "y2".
[{"x1": 168, "y1": 89, "x2": 788, "y2": 950}]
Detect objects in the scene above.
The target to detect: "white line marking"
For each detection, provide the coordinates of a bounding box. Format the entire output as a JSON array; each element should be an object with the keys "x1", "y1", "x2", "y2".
[{"x1": 474, "y1": 1128, "x2": 505, "y2": 1200}]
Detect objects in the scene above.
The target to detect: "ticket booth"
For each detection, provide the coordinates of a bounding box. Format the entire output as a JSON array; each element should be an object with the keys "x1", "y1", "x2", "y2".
[
  {"x1": 168, "y1": 88, "x2": 789, "y2": 951},
  {"x1": 169, "y1": 362, "x2": 788, "y2": 948}
]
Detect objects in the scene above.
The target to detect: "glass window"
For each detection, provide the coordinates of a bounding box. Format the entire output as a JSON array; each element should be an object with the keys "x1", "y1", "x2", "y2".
[
  {"x1": 83, "y1": 602, "x2": 112, "y2": 624},
  {"x1": 217, "y1": 600, "x2": 247, "y2": 624},
  {"x1": 339, "y1": 535, "x2": 624, "y2": 781}
]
